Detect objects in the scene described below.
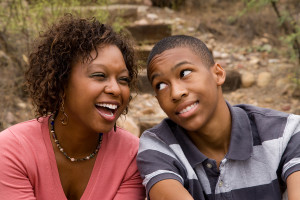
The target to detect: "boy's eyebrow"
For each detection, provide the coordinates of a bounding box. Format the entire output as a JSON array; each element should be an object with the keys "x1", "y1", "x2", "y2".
[
  {"x1": 171, "y1": 61, "x2": 193, "y2": 72},
  {"x1": 150, "y1": 61, "x2": 193, "y2": 83}
]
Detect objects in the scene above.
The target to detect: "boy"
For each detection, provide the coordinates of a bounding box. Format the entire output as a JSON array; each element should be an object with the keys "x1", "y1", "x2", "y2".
[{"x1": 137, "y1": 35, "x2": 300, "y2": 200}]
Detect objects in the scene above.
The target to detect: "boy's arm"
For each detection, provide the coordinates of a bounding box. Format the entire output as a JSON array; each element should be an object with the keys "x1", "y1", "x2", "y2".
[
  {"x1": 149, "y1": 179, "x2": 194, "y2": 200},
  {"x1": 137, "y1": 130, "x2": 194, "y2": 199},
  {"x1": 286, "y1": 171, "x2": 300, "y2": 200}
]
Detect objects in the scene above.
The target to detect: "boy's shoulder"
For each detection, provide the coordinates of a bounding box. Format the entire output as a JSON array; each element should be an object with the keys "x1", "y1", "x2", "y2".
[
  {"x1": 140, "y1": 118, "x2": 180, "y2": 145},
  {"x1": 233, "y1": 103, "x2": 290, "y2": 118}
]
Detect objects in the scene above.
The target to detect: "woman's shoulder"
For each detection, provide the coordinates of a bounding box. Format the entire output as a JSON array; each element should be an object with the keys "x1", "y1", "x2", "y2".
[
  {"x1": 0, "y1": 117, "x2": 48, "y2": 144},
  {"x1": 112, "y1": 127, "x2": 139, "y2": 142},
  {"x1": 106, "y1": 127, "x2": 140, "y2": 155}
]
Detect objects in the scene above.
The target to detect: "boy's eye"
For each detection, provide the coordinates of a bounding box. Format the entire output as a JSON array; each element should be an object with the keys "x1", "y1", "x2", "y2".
[
  {"x1": 156, "y1": 82, "x2": 167, "y2": 91},
  {"x1": 180, "y1": 70, "x2": 192, "y2": 78}
]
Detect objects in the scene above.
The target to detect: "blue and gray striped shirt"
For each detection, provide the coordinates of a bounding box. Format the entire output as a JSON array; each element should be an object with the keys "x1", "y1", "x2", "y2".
[{"x1": 137, "y1": 103, "x2": 300, "y2": 200}]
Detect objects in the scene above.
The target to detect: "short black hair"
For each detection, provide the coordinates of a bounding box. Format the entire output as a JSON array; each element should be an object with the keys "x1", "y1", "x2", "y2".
[{"x1": 147, "y1": 35, "x2": 215, "y2": 69}]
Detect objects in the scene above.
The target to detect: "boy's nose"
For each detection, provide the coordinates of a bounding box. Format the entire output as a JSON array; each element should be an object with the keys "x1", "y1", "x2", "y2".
[{"x1": 171, "y1": 82, "x2": 188, "y2": 102}]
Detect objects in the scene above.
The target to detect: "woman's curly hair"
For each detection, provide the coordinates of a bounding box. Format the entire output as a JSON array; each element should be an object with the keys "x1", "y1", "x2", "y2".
[{"x1": 26, "y1": 14, "x2": 137, "y2": 117}]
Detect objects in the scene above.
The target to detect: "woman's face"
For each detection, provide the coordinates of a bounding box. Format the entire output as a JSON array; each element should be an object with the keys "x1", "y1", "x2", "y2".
[{"x1": 63, "y1": 44, "x2": 131, "y2": 134}]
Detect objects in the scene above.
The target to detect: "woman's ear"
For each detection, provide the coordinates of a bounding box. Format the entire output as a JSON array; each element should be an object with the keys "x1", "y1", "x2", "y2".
[{"x1": 211, "y1": 63, "x2": 226, "y2": 86}]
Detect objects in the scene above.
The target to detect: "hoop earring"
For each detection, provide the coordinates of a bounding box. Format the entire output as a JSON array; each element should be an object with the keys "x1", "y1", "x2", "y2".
[{"x1": 60, "y1": 99, "x2": 68, "y2": 126}]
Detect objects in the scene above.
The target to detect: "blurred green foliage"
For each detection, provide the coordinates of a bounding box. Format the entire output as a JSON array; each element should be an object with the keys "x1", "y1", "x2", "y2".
[
  {"x1": 0, "y1": 0, "x2": 119, "y2": 54},
  {"x1": 240, "y1": 0, "x2": 300, "y2": 64}
]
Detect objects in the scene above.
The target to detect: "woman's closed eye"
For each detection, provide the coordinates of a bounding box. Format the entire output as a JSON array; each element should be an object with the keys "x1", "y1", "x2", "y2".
[
  {"x1": 90, "y1": 72, "x2": 105, "y2": 79},
  {"x1": 119, "y1": 76, "x2": 131, "y2": 85},
  {"x1": 180, "y1": 69, "x2": 192, "y2": 78}
]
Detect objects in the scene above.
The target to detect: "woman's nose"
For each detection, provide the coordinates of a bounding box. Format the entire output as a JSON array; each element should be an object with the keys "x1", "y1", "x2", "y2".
[{"x1": 104, "y1": 79, "x2": 121, "y2": 96}]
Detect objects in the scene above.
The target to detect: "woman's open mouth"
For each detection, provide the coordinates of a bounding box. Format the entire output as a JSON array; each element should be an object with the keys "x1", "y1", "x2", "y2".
[{"x1": 95, "y1": 103, "x2": 118, "y2": 121}]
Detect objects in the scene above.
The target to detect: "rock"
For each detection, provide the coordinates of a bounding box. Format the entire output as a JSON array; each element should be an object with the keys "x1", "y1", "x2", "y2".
[
  {"x1": 146, "y1": 13, "x2": 158, "y2": 20},
  {"x1": 6, "y1": 112, "x2": 15, "y2": 124},
  {"x1": 141, "y1": 108, "x2": 156, "y2": 115},
  {"x1": 264, "y1": 97, "x2": 273, "y2": 103},
  {"x1": 276, "y1": 78, "x2": 287, "y2": 88},
  {"x1": 187, "y1": 27, "x2": 195, "y2": 32},
  {"x1": 231, "y1": 92, "x2": 245, "y2": 101},
  {"x1": 261, "y1": 37, "x2": 269, "y2": 44},
  {"x1": 268, "y1": 59, "x2": 279, "y2": 64},
  {"x1": 213, "y1": 51, "x2": 229, "y2": 59},
  {"x1": 241, "y1": 72, "x2": 255, "y2": 88},
  {"x1": 262, "y1": 44, "x2": 272, "y2": 52},
  {"x1": 281, "y1": 84, "x2": 293, "y2": 95},
  {"x1": 292, "y1": 87, "x2": 300, "y2": 99},
  {"x1": 257, "y1": 72, "x2": 271, "y2": 87},
  {"x1": 249, "y1": 57, "x2": 260, "y2": 65},
  {"x1": 17, "y1": 102, "x2": 27, "y2": 109},
  {"x1": 281, "y1": 104, "x2": 291, "y2": 111},
  {"x1": 222, "y1": 70, "x2": 241, "y2": 92},
  {"x1": 117, "y1": 116, "x2": 140, "y2": 137},
  {"x1": 134, "y1": 19, "x2": 148, "y2": 25}
]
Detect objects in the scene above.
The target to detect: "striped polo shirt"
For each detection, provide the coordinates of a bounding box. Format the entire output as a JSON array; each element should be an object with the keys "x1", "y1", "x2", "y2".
[{"x1": 137, "y1": 103, "x2": 300, "y2": 200}]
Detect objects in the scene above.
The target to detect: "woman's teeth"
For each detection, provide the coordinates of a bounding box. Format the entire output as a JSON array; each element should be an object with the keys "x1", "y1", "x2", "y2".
[
  {"x1": 179, "y1": 102, "x2": 198, "y2": 114},
  {"x1": 104, "y1": 112, "x2": 113, "y2": 117},
  {"x1": 96, "y1": 103, "x2": 118, "y2": 110}
]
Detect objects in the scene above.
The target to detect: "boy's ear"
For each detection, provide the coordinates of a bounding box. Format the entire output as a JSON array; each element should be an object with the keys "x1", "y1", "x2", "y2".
[{"x1": 211, "y1": 63, "x2": 226, "y2": 86}]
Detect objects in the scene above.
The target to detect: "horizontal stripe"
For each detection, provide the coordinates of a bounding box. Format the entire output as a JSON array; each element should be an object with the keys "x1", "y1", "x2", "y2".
[
  {"x1": 138, "y1": 131, "x2": 177, "y2": 159},
  {"x1": 282, "y1": 157, "x2": 300, "y2": 180},
  {"x1": 143, "y1": 169, "x2": 183, "y2": 186}
]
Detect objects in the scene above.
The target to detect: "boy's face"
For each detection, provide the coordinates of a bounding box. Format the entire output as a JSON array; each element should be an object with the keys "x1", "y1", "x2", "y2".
[{"x1": 148, "y1": 47, "x2": 225, "y2": 132}]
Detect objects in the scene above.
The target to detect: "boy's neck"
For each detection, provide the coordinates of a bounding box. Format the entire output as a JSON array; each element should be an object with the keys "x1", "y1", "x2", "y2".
[{"x1": 186, "y1": 99, "x2": 232, "y2": 166}]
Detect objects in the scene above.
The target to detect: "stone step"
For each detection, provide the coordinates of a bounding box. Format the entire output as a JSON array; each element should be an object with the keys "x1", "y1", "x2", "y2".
[
  {"x1": 135, "y1": 45, "x2": 153, "y2": 65},
  {"x1": 68, "y1": 5, "x2": 139, "y2": 20},
  {"x1": 109, "y1": 0, "x2": 146, "y2": 4},
  {"x1": 137, "y1": 70, "x2": 154, "y2": 94},
  {"x1": 126, "y1": 23, "x2": 172, "y2": 44}
]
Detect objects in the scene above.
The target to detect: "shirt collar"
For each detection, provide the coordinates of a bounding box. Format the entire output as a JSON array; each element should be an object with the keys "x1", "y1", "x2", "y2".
[
  {"x1": 226, "y1": 102, "x2": 253, "y2": 161},
  {"x1": 173, "y1": 124, "x2": 207, "y2": 168},
  {"x1": 172, "y1": 102, "x2": 253, "y2": 168}
]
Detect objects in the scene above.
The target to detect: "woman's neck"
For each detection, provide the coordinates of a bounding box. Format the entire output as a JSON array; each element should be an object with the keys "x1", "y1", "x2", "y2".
[{"x1": 52, "y1": 113, "x2": 101, "y2": 157}]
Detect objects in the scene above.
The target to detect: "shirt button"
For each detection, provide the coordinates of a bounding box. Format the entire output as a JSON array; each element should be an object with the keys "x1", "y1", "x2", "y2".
[
  {"x1": 219, "y1": 180, "x2": 223, "y2": 187},
  {"x1": 206, "y1": 163, "x2": 212, "y2": 168}
]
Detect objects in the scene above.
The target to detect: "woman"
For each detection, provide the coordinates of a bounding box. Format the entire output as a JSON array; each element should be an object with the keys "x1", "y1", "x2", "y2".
[{"x1": 0, "y1": 15, "x2": 145, "y2": 200}]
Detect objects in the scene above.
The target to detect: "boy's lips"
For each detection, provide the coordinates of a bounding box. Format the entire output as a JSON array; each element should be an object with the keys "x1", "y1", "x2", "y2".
[{"x1": 175, "y1": 100, "x2": 199, "y2": 115}]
